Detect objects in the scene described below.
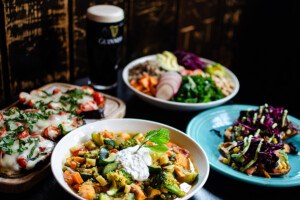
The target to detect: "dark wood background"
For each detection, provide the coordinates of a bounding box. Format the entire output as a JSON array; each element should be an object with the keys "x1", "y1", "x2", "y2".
[{"x1": 1, "y1": 0, "x2": 300, "y2": 118}]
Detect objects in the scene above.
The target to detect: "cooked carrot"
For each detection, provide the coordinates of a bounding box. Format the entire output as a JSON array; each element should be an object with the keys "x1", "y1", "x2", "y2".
[
  {"x1": 70, "y1": 161, "x2": 77, "y2": 169},
  {"x1": 130, "y1": 75, "x2": 158, "y2": 97},
  {"x1": 73, "y1": 156, "x2": 85, "y2": 164},
  {"x1": 149, "y1": 76, "x2": 158, "y2": 86},
  {"x1": 139, "y1": 75, "x2": 150, "y2": 89},
  {"x1": 71, "y1": 172, "x2": 84, "y2": 184},
  {"x1": 130, "y1": 79, "x2": 137, "y2": 85},
  {"x1": 63, "y1": 170, "x2": 74, "y2": 186},
  {"x1": 120, "y1": 133, "x2": 131, "y2": 140},
  {"x1": 102, "y1": 130, "x2": 113, "y2": 139},
  {"x1": 133, "y1": 84, "x2": 143, "y2": 91}
]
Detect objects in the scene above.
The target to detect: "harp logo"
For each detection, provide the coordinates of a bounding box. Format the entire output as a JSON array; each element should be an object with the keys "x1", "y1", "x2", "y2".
[{"x1": 110, "y1": 25, "x2": 119, "y2": 38}]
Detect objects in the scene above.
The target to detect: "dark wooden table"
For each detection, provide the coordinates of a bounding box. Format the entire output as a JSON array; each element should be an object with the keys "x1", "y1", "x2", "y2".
[{"x1": 1, "y1": 67, "x2": 300, "y2": 200}]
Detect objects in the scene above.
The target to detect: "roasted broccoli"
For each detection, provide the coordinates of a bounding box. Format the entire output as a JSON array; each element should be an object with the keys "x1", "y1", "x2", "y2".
[
  {"x1": 152, "y1": 171, "x2": 186, "y2": 197},
  {"x1": 106, "y1": 170, "x2": 132, "y2": 196}
]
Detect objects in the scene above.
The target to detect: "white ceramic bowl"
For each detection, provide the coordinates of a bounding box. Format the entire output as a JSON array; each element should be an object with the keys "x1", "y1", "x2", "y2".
[
  {"x1": 122, "y1": 55, "x2": 240, "y2": 111},
  {"x1": 51, "y1": 118, "x2": 210, "y2": 200}
]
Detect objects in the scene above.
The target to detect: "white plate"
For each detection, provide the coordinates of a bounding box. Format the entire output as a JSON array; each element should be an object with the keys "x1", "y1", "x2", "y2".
[
  {"x1": 51, "y1": 118, "x2": 210, "y2": 200},
  {"x1": 122, "y1": 55, "x2": 240, "y2": 111}
]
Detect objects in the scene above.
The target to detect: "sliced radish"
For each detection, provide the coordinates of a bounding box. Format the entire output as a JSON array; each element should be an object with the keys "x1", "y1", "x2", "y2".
[
  {"x1": 157, "y1": 79, "x2": 181, "y2": 94},
  {"x1": 156, "y1": 84, "x2": 174, "y2": 100},
  {"x1": 157, "y1": 71, "x2": 182, "y2": 96},
  {"x1": 161, "y1": 71, "x2": 182, "y2": 82}
]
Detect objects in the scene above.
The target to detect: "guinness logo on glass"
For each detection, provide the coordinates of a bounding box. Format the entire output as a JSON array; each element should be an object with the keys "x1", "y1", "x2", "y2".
[{"x1": 110, "y1": 25, "x2": 119, "y2": 38}]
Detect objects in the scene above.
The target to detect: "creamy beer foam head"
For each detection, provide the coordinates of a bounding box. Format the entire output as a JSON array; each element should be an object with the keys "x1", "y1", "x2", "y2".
[{"x1": 87, "y1": 5, "x2": 124, "y2": 23}]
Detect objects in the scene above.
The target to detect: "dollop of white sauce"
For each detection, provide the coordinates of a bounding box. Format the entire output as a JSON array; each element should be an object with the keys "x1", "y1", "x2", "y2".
[{"x1": 116, "y1": 145, "x2": 152, "y2": 181}]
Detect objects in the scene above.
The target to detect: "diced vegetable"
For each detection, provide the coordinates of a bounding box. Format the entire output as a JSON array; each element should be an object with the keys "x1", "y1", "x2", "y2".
[
  {"x1": 63, "y1": 170, "x2": 74, "y2": 186},
  {"x1": 96, "y1": 175, "x2": 108, "y2": 186},
  {"x1": 71, "y1": 172, "x2": 84, "y2": 184},
  {"x1": 78, "y1": 183, "x2": 95, "y2": 200},
  {"x1": 103, "y1": 162, "x2": 119, "y2": 176}
]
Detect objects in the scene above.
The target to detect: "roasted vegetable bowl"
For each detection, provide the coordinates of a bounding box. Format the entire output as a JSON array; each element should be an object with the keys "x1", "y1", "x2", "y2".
[{"x1": 51, "y1": 119, "x2": 209, "y2": 200}]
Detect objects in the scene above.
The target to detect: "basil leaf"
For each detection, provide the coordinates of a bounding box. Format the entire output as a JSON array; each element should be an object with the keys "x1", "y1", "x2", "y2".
[
  {"x1": 145, "y1": 144, "x2": 169, "y2": 153},
  {"x1": 146, "y1": 128, "x2": 170, "y2": 145}
]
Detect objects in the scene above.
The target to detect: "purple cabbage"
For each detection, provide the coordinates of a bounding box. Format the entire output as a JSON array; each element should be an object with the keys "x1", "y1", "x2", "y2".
[{"x1": 174, "y1": 50, "x2": 206, "y2": 70}]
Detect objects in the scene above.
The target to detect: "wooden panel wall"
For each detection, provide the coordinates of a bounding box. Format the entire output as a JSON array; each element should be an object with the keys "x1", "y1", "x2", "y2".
[
  {"x1": 0, "y1": 0, "x2": 244, "y2": 101},
  {"x1": 177, "y1": 0, "x2": 243, "y2": 67},
  {"x1": 127, "y1": 0, "x2": 178, "y2": 60},
  {"x1": 0, "y1": 0, "x2": 70, "y2": 98},
  {"x1": 0, "y1": 47, "x2": 3, "y2": 100}
]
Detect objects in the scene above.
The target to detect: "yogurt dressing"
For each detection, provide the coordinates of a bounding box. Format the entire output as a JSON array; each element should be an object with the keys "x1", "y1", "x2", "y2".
[{"x1": 116, "y1": 145, "x2": 152, "y2": 181}]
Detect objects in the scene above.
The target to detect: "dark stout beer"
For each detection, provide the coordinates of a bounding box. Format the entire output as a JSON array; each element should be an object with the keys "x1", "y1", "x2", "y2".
[{"x1": 86, "y1": 5, "x2": 124, "y2": 90}]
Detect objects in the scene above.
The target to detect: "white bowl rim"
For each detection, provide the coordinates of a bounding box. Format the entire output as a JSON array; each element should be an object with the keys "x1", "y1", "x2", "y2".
[
  {"x1": 51, "y1": 118, "x2": 210, "y2": 200},
  {"x1": 122, "y1": 54, "x2": 240, "y2": 108}
]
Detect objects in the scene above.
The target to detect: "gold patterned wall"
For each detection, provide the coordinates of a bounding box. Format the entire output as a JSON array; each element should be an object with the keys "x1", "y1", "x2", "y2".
[{"x1": 0, "y1": 0, "x2": 245, "y2": 100}]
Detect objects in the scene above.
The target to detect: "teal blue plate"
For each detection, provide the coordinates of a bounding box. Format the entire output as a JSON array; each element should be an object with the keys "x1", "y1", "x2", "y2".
[{"x1": 187, "y1": 104, "x2": 300, "y2": 187}]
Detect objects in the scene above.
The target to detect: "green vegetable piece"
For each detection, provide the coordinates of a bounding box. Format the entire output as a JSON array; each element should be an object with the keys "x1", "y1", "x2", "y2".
[
  {"x1": 179, "y1": 172, "x2": 198, "y2": 184},
  {"x1": 231, "y1": 135, "x2": 253, "y2": 162},
  {"x1": 80, "y1": 172, "x2": 93, "y2": 181},
  {"x1": 99, "y1": 193, "x2": 111, "y2": 200},
  {"x1": 175, "y1": 165, "x2": 198, "y2": 184},
  {"x1": 106, "y1": 187, "x2": 118, "y2": 196},
  {"x1": 104, "y1": 139, "x2": 116, "y2": 148},
  {"x1": 123, "y1": 193, "x2": 135, "y2": 200},
  {"x1": 148, "y1": 165, "x2": 162, "y2": 173},
  {"x1": 156, "y1": 51, "x2": 183, "y2": 71},
  {"x1": 98, "y1": 148, "x2": 117, "y2": 165},
  {"x1": 92, "y1": 132, "x2": 103, "y2": 146},
  {"x1": 106, "y1": 170, "x2": 132, "y2": 196},
  {"x1": 103, "y1": 162, "x2": 119, "y2": 176},
  {"x1": 58, "y1": 124, "x2": 68, "y2": 135},
  {"x1": 205, "y1": 63, "x2": 225, "y2": 76},
  {"x1": 153, "y1": 172, "x2": 186, "y2": 198},
  {"x1": 165, "y1": 184, "x2": 186, "y2": 197}
]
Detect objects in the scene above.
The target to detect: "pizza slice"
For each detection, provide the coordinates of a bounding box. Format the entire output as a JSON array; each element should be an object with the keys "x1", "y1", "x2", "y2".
[
  {"x1": 19, "y1": 86, "x2": 105, "y2": 117},
  {"x1": 0, "y1": 122, "x2": 54, "y2": 177},
  {"x1": 1, "y1": 107, "x2": 83, "y2": 140}
]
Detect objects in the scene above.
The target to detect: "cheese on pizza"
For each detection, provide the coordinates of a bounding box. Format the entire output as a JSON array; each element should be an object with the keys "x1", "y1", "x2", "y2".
[
  {"x1": 19, "y1": 86, "x2": 105, "y2": 114},
  {"x1": 0, "y1": 85, "x2": 103, "y2": 177}
]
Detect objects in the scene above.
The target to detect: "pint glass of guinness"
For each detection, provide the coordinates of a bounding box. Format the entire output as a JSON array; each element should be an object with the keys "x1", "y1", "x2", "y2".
[{"x1": 86, "y1": 5, "x2": 124, "y2": 90}]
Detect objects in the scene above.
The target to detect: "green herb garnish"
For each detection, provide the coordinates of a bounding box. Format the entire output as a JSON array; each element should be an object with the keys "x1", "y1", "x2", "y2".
[{"x1": 136, "y1": 128, "x2": 170, "y2": 153}]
